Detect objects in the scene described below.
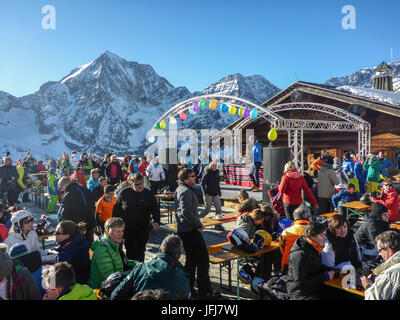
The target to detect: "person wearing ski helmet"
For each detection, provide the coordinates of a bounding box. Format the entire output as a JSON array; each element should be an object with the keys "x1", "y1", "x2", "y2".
[{"x1": 4, "y1": 210, "x2": 40, "y2": 254}]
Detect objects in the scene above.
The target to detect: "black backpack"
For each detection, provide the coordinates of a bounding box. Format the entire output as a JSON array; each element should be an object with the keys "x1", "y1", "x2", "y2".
[
  {"x1": 98, "y1": 271, "x2": 129, "y2": 300},
  {"x1": 257, "y1": 274, "x2": 289, "y2": 300}
]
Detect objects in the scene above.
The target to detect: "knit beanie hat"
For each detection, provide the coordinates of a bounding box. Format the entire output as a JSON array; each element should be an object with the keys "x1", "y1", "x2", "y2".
[
  {"x1": 9, "y1": 243, "x2": 29, "y2": 260},
  {"x1": 0, "y1": 243, "x2": 13, "y2": 279}
]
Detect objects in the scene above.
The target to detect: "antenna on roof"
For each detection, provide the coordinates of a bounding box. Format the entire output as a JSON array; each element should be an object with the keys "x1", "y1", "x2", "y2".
[
  {"x1": 294, "y1": 72, "x2": 299, "y2": 81},
  {"x1": 390, "y1": 47, "x2": 393, "y2": 64}
]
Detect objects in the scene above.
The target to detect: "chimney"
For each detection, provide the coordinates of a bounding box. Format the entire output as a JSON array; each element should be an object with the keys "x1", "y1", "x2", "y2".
[{"x1": 373, "y1": 61, "x2": 393, "y2": 91}]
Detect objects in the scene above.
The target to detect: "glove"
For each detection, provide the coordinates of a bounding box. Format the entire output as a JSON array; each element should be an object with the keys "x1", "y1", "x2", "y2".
[{"x1": 251, "y1": 277, "x2": 264, "y2": 293}]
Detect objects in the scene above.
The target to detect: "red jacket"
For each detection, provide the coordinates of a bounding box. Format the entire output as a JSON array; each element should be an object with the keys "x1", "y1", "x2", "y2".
[
  {"x1": 279, "y1": 170, "x2": 318, "y2": 206},
  {"x1": 375, "y1": 187, "x2": 400, "y2": 222},
  {"x1": 70, "y1": 172, "x2": 87, "y2": 187},
  {"x1": 139, "y1": 161, "x2": 149, "y2": 176},
  {"x1": 37, "y1": 162, "x2": 46, "y2": 172},
  {"x1": 0, "y1": 224, "x2": 8, "y2": 242}
]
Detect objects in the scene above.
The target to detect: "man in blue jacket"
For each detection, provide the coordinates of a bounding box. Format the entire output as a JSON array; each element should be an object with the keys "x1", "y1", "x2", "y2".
[
  {"x1": 249, "y1": 138, "x2": 262, "y2": 192},
  {"x1": 332, "y1": 183, "x2": 361, "y2": 215},
  {"x1": 354, "y1": 156, "x2": 368, "y2": 194},
  {"x1": 378, "y1": 151, "x2": 394, "y2": 179},
  {"x1": 342, "y1": 152, "x2": 355, "y2": 175}
]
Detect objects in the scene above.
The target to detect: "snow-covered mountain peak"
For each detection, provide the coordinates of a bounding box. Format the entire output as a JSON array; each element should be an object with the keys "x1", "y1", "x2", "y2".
[{"x1": 0, "y1": 52, "x2": 280, "y2": 159}]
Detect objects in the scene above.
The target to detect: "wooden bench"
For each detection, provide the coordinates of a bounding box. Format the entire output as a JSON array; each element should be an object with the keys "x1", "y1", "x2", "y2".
[
  {"x1": 29, "y1": 191, "x2": 40, "y2": 205},
  {"x1": 207, "y1": 241, "x2": 237, "y2": 291},
  {"x1": 38, "y1": 193, "x2": 50, "y2": 210},
  {"x1": 391, "y1": 223, "x2": 400, "y2": 230},
  {"x1": 221, "y1": 241, "x2": 280, "y2": 300},
  {"x1": 160, "y1": 208, "x2": 175, "y2": 224}
]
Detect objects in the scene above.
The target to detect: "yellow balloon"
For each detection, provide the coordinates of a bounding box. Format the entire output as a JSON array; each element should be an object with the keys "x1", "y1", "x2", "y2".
[
  {"x1": 209, "y1": 99, "x2": 217, "y2": 110},
  {"x1": 268, "y1": 127, "x2": 278, "y2": 141},
  {"x1": 229, "y1": 105, "x2": 237, "y2": 115},
  {"x1": 160, "y1": 120, "x2": 166, "y2": 129}
]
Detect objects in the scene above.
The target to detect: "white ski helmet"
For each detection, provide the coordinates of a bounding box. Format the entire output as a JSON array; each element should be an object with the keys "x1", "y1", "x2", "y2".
[{"x1": 11, "y1": 210, "x2": 34, "y2": 231}]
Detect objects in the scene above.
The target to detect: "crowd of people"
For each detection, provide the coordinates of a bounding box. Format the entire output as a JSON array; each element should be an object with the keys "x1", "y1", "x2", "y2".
[
  {"x1": 0, "y1": 147, "x2": 399, "y2": 300},
  {"x1": 244, "y1": 148, "x2": 400, "y2": 300}
]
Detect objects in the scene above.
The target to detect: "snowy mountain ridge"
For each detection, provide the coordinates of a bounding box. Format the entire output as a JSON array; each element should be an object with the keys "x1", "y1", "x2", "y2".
[
  {"x1": 0, "y1": 51, "x2": 280, "y2": 160},
  {"x1": 325, "y1": 61, "x2": 400, "y2": 92}
]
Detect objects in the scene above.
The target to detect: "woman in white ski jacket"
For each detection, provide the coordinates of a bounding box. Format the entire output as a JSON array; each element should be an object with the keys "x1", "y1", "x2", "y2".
[{"x1": 4, "y1": 210, "x2": 40, "y2": 254}]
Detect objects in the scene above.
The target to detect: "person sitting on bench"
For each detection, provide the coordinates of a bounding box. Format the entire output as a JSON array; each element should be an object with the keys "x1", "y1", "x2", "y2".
[{"x1": 331, "y1": 183, "x2": 361, "y2": 215}]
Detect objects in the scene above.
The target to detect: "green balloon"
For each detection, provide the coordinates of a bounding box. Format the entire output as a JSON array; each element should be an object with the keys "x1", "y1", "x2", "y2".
[
  {"x1": 155, "y1": 123, "x2": 161, "y2": 129},
  {"x1": 199, "y1": 99, "x2": 206, "y2": 109}
]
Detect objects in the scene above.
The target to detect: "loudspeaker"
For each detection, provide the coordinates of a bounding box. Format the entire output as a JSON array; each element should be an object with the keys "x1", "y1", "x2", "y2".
[
  {"x1": 262, "y1": 147, "x2": 291, "y2": 204},
  {"x1": 263, "y1": 147, "x2": 291, "y2": 185},
  {"x1": 159, "y1": 148, "x2": 177, "y2": 166},
  {"x1": 159, "y1": 148, "x2": 178, "y2": 192}
]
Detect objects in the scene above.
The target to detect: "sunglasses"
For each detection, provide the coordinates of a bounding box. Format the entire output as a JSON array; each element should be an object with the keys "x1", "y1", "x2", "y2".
[
  {"x1": 22, "y1": 217, "x2": 34, "y2": 224},
  {"x1": 134, "y1": 182, "x2": 144, "y2": 186},
  {"x1": 378, "y1": 247, "x2": 387, "y2": 254},
  {"x1": 189, "y1": 175, "x2": 196, "y2": 178}
]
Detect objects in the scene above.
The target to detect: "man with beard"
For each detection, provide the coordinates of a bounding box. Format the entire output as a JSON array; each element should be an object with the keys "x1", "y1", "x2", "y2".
[{"x1": 112, "y1": 173, "x2": 160, "y2": 262}]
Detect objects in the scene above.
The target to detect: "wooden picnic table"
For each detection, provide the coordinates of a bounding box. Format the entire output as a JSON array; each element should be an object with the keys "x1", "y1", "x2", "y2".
[
  {"x1": 221, "y1": 241, "x2": 280, "y2": 300},
  {"x1": 164, "y1": 213, "x2": 237, "y2": 233},
  {"x1": 155, "y1": 193, "x2": 174, "y2": 200},
  {"x1": 38, "y1": 234, "x2": 54, "y2": 250},
  {"x1": 324, "y1": 274, "x2": 365, "y2": 297},
  {"x1": 320, "y1": 212, "x2": 340, "y2": 218},
  {"x1": 29, "y1": 171, "x2": 48, "y2": 176},
  {"x1": 339, "y1": 201, "x2": 370, "y2": 221},
  {"x1": 155, "y1": 193, "x2": 174, "y2": 223}
]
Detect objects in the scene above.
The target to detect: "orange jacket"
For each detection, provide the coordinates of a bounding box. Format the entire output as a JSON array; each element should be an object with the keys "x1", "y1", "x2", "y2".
[
  {"x1": 95, "y1": 196, "x2": 116, "y2": 223},
  {"x1": 279, "y1": 219, "x2": 310, "y2": 270},
  {"x1": 312, "y1": 159, "x2": 325, "y2": 171}
]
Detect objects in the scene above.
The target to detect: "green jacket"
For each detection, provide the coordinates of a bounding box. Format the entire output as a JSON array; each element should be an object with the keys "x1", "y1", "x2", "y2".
[
  {"x1": 363, "y1": 158, "x2": 382, "y2": 183},
  {"x1": 47, "y1": 173, "x2": 59, "y2": 195},
  {"x1": 59, "y1": 284, "x2": 98, "y2": 300},
  {"x1": 60, "y1": 160, "x2": 73, "y2": 173},
  {"x1": 111, "y1": 252, "x2": 190, "y2": 300},
  {"x1": 88, "y1": 235, "x2": 137, "y2": 289}
]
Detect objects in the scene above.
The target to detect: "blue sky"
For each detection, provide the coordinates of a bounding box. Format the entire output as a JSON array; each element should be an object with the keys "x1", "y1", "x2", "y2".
[{"x1": 0, "y1": 0, "x2": 399, "y2": 97}]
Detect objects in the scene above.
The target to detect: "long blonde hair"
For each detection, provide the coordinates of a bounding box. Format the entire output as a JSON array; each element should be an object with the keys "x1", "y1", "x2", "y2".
[{"x1": 243, "y1": 205, "x2": 275, "y2": 226}]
